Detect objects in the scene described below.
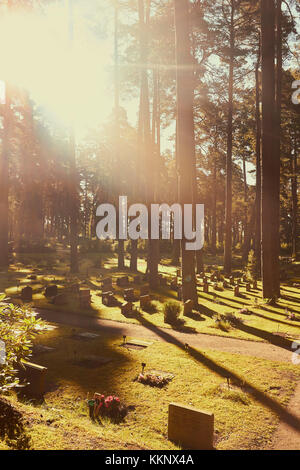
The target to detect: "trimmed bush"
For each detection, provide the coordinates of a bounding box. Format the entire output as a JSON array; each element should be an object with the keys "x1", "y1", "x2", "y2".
[{"x1": 163, "y1": 301, "x2": 182, "y2": 324}]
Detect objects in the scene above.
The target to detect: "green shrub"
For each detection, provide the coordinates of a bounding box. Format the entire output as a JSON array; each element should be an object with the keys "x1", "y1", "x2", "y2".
[
  {"x1": 163, "y1": 301, "x2": 182, "y2": 324},
  {"x1": 143, "y1": 300, "x2": 157, "y2": 314}
]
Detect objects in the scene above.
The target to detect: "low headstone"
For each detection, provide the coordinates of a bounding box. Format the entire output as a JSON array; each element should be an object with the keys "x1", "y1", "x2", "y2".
[
  {"x1": 124, "y1": 288, "x2": 135, "y2": 302},
  {"x1": 45, "y1": 285, "x2": 58, "y2": 298},
  {"x1": 17, "y1": 361, "x2": 47, "y2": 398},
  {"x1": 223, "y1": 280, "x2": 228, "y2": 289},
  {"x1": 246, "y1": 283, "x2": 251, "y2": 292},
  {"x1": 65, "y1": 284, "x2": 80, "y2": 295},
  {"x1": 183, "y1": 299, "x2": 193, "y2": 315},
  {"x1": 102, "y1": 291, "x2": 116, "y2": 307},
  {"x1": 140, "y1": 295, "x2": 151, "y2": 310},
  {"x1": 121, "y1": 301, "x2": 133, "y2": 315},
  {"x1": 253, "y1": 280, "x2": 258, "y2": 290},
  {"x1": 79, "y1": 290, "x2": 91, "y2": 308},
  {"x1": 234, "y1": 285, "x2": 240, "y2": 297},
  {"x1": 168, "y1": 403, "x2": 214, "y2": 450},
  {"x1": 77, "y1": 332, "x2": 99, "y2": 340},
  {"x1": 102, "y1": 278, "x2": 113, "y2": 290},
  {"x1": 117, "y1": 276, "x2": 129, "y2": 287},
  {"x1": 140, "y1": 285, "x2": 149, "y2": 296},
  {"x1": 21, "y1": 286, "x2": 32, "y2": 302},
  {"x1": 203, "y1": 283, "x2": 209, "y2": 294},
  {"x1": 229, "y1": 276, "x2": 235, "y2": 286},
  {"x1": 33, "y1": 345, "x2": 55, "y2": 355},
  {"x1": 53, "y1": 293, "x2": 70, "y2": 305}
]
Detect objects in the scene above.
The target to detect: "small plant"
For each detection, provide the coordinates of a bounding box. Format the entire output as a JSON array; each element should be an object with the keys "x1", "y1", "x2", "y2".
[
  {"x1": 142, "y1": 300, "x2": 157, "y2": 313},
  {"x1": 213, "y1": 314, "x2": 231, "y2": 332},
  {"x1": 163, "y1": 301, "x2": 182, "y2": 324},
  {"x1": 224, "y1": 312, "x2": 244, "y2": 326}
]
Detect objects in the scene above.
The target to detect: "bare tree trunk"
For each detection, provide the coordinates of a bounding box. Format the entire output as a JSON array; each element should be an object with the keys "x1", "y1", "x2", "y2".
[
  {"x1": 291, "y1": 134, "x2": 298, "y2": 259},
  {"x1": 174, "y1": 0, "x2": 197, "y2": 304},
  {"x1": 114, "y1": 0, "x2": 125, "y2": 270},
  {"x1": 261, "y1": 0, "x2": 278, "y2": 299},
  {"x1": 254, "y1": 38, "x2": 262, "y2": 275},
  {"x1": 0, "y1": 83, "x2": 10, "y2": 268},
  {"x1": 224, "y1": 0, "x2": 235, "y2": 275}
]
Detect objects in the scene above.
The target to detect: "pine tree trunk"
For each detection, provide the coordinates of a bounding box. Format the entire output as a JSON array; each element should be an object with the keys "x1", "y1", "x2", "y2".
[
  {"x1": 261, "y1": 0, "x2": 277, "y2": 299},
  {"x1": 174, "y1": 0, "x2": 197, "y2": 304},
  {"x1": 254, "y1": 39, "x2": 262, "y2": 275},
  {"x1": 291, "y1": 135, "x2": 298, "y2": 259},
  {"x1": 224, "y1": 1, "x2": 235, "y2": 275},
  {"x1": 0, "y1": 83, "x2": 10, "y2": 268}
]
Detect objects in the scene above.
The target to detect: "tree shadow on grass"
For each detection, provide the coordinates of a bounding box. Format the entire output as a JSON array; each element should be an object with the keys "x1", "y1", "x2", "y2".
[
  {"x1": 132, "y1": 312, "x2": 300, "y2": 432},
  {"x1": 250, "y1": 311, "x2": 300, "y2": 328}
]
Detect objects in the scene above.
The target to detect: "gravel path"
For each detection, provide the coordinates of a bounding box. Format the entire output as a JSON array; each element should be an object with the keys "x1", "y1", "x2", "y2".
[
  {"x1": 271, "y1": 382, "x2": 300, "y2": 450},
  {"x1": 36, "y1": 308, "x2": 295, "y2": 364}
]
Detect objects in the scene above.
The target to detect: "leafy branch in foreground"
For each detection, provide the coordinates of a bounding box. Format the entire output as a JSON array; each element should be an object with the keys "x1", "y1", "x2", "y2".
[{"x1": 0, "y1": 295, "x2": 49, "y2": 393}]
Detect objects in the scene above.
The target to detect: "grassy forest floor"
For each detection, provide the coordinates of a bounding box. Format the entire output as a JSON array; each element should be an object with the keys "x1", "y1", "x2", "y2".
[
  {"x1": 0, "y1": 248, "x2": 299, "y2": 450},
  {"x1": 1, "y1": 249, "x2": 300, "y2": 343},
  {"x1": 0, "y1": 323, "x2": 299, "y2": 450}
]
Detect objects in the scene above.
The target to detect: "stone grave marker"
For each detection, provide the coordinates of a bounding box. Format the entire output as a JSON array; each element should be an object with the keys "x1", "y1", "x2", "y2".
[
  {"x1": 203, "y1": 282, "x2": 209, "y2": 294},
  {"x1": 168, "y1": 403, "x2": 214, "y2": 450},
  {"x1": 117, "y1": 276, "x2": 129, "y2": 287},
  {"x1": 53, "y1": 293, "x2": 70, "y2": 305},
  {"x1": 183, "y1": 299, "x2": 193, "y2": 315},
  {"x1": 229, "y1": 276, "x2": 235, "y2": 286},
  {"x1": 140, "y1": 294, "x2": 151, "y2": 310},
  {"x1": 253, "y1": 280, "x2": 258, "y2": 289},
  {"x1": 33, "y1": 345, "x2": 55, "y2": 355},
  {"x1": 79, "y1": 290, "x2": 91, "y2": 308},
  {"x1": 45, "y1": 285, "x2": 58, "y2": 298},
  {"x1": 124, "y1": 288, "x2": 135, "y2": 302},
  {"x1": 140, "y1": 285, "x2": 149, "y2": 296},
  {"x1": 74, "y1": 355, "x2": 112, "y2": 368},
  {"x1": 223, "y1": 280, "x2": 228, "y2": 289},
  {"x1": 102, "y1": 291, "x2": 116, "y2": 307},
  {"x1": 234, "y1": 285, "x2": 240, "y2": 297},
  {"x1": 17, "y1": 361, "x2": 47, "y2": 398},
  {"x1": 121, "y1": 301, "x2": 133, "y2": 315},
  {"x1": 77, "y1": 332, "x2": 99, "y2": 340},
  {"x1": 102, "y1": 278, "x2": 113, "y2": 290},
  {"x1": 246, "y1": 283, "x2": 251, "y2": 292},
  {"x1": 21, "y1": 286, "x2": 32, "y2": 302}
]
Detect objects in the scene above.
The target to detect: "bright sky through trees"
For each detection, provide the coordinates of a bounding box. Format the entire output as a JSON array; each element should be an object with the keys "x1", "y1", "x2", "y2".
[{"x1": 0, "y1": 1, "x2": 113, "y2": 134}]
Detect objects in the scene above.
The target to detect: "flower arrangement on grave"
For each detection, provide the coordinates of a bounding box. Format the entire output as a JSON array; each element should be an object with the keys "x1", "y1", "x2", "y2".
[
  {"x1": 137, "y1": 372, "x2": 172, "y2": 388},
  {"x1": 88, "y1": 393, "x2": 127, "y2": 423}
]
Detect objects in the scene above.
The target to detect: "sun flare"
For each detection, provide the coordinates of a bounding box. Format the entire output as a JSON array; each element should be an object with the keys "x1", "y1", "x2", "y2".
[{"x1": 0, "y1": 2, "x2": 112, "y2": 133}]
